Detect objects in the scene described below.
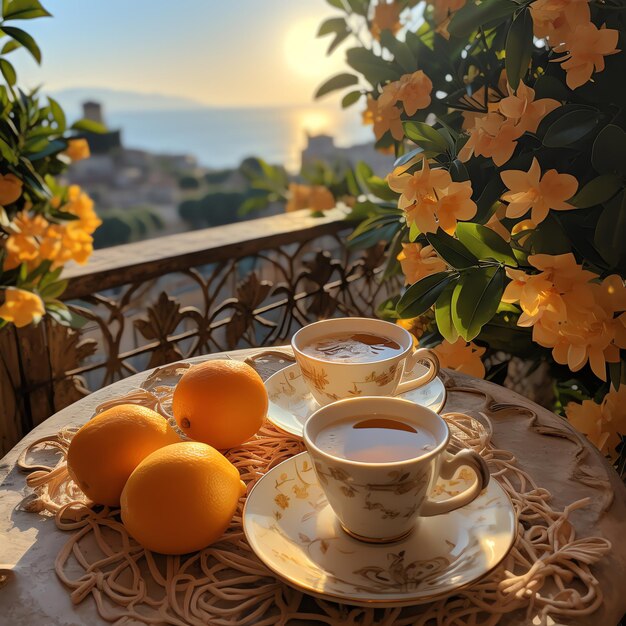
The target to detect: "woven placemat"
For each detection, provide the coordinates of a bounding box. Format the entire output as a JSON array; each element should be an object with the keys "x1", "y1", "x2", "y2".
[{"x1": 18, "y1": 363, "x2": 610, "y2": 626}]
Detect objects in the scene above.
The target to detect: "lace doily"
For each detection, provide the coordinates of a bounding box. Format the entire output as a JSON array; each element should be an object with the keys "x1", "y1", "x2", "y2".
[{"x1": 18, "y1": 362, "x2": 611, "y2": 626}]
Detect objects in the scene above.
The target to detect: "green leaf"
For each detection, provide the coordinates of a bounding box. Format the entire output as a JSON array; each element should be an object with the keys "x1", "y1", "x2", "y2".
[
  {"x1": 39, "y1": 278, "x2": 67, "y2": 300},
  {"x1": 402, "y1": 122, "x2": 449, "y2": 154},
  {"x1": 380, "y1": 30, "x2": 416, "y2": 74},
  {"x1": 595, "y1": 192, "x2": 626, "y2": 270},
  {"x1": 543, "y1": 109, "x2": 604, "y2": 148},
  {"x1": 364, "y1": 175, "x2": 398, "y2": 200},
  {"x1": 71, "y1": 118, "x2": 107, "y2": 133},
  {"x1": 317, "y1": 17, "x2": 347, "y2": 36},
  {"x1": 2, "y1": 0, "x2": 49, "y2": 19},
  {"x1": 27, "y1": 138, "x2": 65, "y2": 160},
  {"x1": 505, "y1": 8, "x2": 533, "y2": 91},
  {"x1": 448, "y1": 0, "x2": 517, "y2": 38},
  {"x1": 328, "y1": 29, "x2": 350, "y2": 55},
  {"x1": 533, "y1": 75, "x2": 569, "y2": 101},
  {"x1": 0, "y1": 58, "x2": 16, "y2": 86},
  {"x1": 325, "y1": 0, "x2": 345, "y2": 8},
  {"x1": 47, "y1": 96, "x2": 65, "y2": 131},
  {"x1": 346, "y1": 0, "x2": 369, "y2": 16},
  {"x1": 315, "y1": 73, "x2": 359, "y2": 99},
  {"x1": 456, "y1": 222, "x2": 518, "y2": 266},
  {"x1": 1, "y1": 25, "x2": 41, "y2": 63},
  {"x1": 397, "y1": 271, "x2": 455, "y2": 318},
  {"x1": 592, "y1": 124, "x2": 626, "y2": 176},
  {"x1": 347, "y1": 213, "x2": 402, "y2": 249},
  {"x1": 435, "y1": 282, "x2": 459, "y2": 343},
  {"x1": 475, "y1": 177, "x2": 505, "y2": 223},
  {"x1": 426, "y1": 228, "x2": 479, "y2": 269},
  {"x1": 345, "y1": 47, "x2": 400, "y2": 86},
  {"x1": 1, "y1": 39, "x2": 20, "y2": 54},
  {"x1": 2, "y1": 0, "x2": 50, "y2": 20},
  {"x1": 394, "y1": 146, "x2": 424, "y2": 169},
  {"x1": 449, "y1": 159, "x2": 468, "y2": 182},
  {"x1": 608, "y1": 360, "x2": 624, "y2": 391},
  {"x1": 409, "y1": 220, "x2": 421, "y2": 242},
  {"x1": 0, "y1": 135, "x2": 16, "y2": 163},
  {"x1": 452, "y1": 266, "x2": 504, "y2": 341},
  {"x1": 355, "y1": 160, "x2": 374, "y2": 191},
  {"x1": 377, "y1": 295, "x2": 401, "y2": 321},
  {"x1": 571, "y1": 175, "x2": 622, "y2": 208},
  {"x1": 238, "y1": 195, "x2": 269, "y2": 216},
  {"x1": 341, "y1": 90, "x2": 362, "y2": 108}
]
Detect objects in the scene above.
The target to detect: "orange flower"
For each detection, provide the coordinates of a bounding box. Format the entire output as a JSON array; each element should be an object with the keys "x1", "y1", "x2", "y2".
[
  {"x1": 0, "y1": 287, "x2": 45, "y2": 328},
  {"x1": 511, "y1": 219, "x2": 536, "y2": 245},
  {"x1": 0, "y1": 173, "x2": 23, "y2": 206},
  {"x1": 530, "y1": 0, "x2": 590, "y2": 43},
  {"x1": 3, "y1": 212, "x2": 50, "y2": 270},
  {"x1": 426, "y1": 0, "x2": 466, "y2": 38},
  {"x1": 433, "y1": 338, "x2": 486, "y2": 378},
  {"x1": 309, "y1": 186, "x2": 335, "y2": 212},
  {"x1": 285, "y1": 184, "x2": 335, "y2": 213},
  {"x1": 459, "y1": 83, "x2": 559, "y2": 167},
  {"x1": 63, "y1": 138, "x2": 90, "y2": 161},
  {"x1": 485, "y1": 204, "x2": 511, "y2": 241},
  {"x1": 362, "y1": 95, "x2": 404, "y2": 141},
  {"x1": 503, "y1": 268, "x2": 566, "y2": 327},
  {"x1": 436, "y1": 181, "x2": 477, "y2": 233},
  {"x1": 65, "y1": 185, "x2": 101, "y2": 233},
  {"x1": 3, "y1": 187, "x2": 100, "y2": 271},
  {"x1": 498, "y1": 83, "x2": 560, "y2": 135},
  {"x1": 501, "y1": 157, "x2": 578, "y2": 224},
  {"x1": 458, "y1": 112, "x2": 523, "y2": 167},
  {"x1": 380, "y1": 71, "x2": 433, "y2": 116},
  {"x1": 286, "y1": 183, "x2": 310, "y2": 212},
  {"x1": 371, "y1": 1, "x2": 403, "y2": 40},
  {"x1": 397, "y1": 242, "x2": 447, "y2": 285},
  {"x1": 388, "y1": 158, "x2": 476, "y2": 234},
  {"x1": 504, "y1": 255, "x2": 626, "y2": 380},
  {"x1": 566, "y1": 385, "x2": 626, "y2": 458},
  {"x1": 553, "y1": 21, "x2": 620, "y2": 89},
  {"x1": 396, "y1": 315, "x2": 432, "y2": 343}
]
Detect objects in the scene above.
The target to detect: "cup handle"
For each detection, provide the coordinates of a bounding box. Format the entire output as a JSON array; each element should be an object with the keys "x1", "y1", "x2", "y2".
[
  {"x1": 395, "y1": 348, "x2": 440, "y2": 395},
  {"x1": 421, "y1": 449, "x2": 490, "y2": 517}
]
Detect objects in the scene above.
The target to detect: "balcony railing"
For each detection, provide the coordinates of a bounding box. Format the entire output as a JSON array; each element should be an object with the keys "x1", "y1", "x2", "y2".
[{"x1": 0, "y1": 209, "x2": 399, "y2": 455}]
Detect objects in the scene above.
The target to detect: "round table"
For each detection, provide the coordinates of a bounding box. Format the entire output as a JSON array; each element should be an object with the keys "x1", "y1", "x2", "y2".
[{"x1": 1, "y1": 347, "x2": 625, "y2": 626}]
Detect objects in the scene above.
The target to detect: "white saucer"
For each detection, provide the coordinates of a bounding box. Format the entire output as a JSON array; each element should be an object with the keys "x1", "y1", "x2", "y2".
[
  {"x1": 243, "y1": 452, "x2": 516, "y2": 607},
  {"x1": 265, "y1": 363, "x2": 447, "y2": 438}
]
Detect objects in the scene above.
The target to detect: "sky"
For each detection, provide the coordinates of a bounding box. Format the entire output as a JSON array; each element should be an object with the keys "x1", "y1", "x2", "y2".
[{"x1": 11, "y1": 0, "x2": 349, "y2": 108}]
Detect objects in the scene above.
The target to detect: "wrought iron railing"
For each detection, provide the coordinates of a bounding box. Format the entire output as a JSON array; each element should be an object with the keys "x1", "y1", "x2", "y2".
[{"x1": 0, "y1": 209, "x2": 399, "y2": 454}]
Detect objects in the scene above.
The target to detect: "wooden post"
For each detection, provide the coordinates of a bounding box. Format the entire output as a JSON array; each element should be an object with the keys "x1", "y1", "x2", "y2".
[
  {"x1": 0, "y1": 326, "x2": 25, "y2": 455},
  {"x1": 14, "y1": 323, "x2": 55, "y2": 430}
]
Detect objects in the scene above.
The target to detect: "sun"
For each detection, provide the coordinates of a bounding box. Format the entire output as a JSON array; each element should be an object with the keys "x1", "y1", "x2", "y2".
[{"x1": 283, "y1": 17, "x2": 345, "y2": 80}]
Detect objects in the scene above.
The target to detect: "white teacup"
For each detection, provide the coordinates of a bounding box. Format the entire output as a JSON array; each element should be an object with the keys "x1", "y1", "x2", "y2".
[
  {"x1": 291, "y1": 317, "x2": 440, "y2": 406},
  {"x1": 303, "y1": 396, "x2": 490, "y2": 543}
]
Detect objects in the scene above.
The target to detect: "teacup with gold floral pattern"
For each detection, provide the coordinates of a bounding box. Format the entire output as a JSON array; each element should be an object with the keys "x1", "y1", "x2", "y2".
[
  {"x1": 303, "y1": 396, "x2": 490, "y2": 543},
  {"x1": 291, "y1": 317, "x2": 440, "y2": 407}
]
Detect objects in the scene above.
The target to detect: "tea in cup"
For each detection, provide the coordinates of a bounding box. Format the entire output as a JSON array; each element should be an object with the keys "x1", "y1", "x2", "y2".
[
  {"x1": 291, "y1": 317, "x2": 440, "y2": 406},
  {"x1": 303, "y1": 396, "x2": 490, "y2": 543}
]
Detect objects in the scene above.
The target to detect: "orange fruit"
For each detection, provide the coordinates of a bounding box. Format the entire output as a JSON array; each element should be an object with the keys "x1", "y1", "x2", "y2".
[
  {"x1": 172, "y1": 359, "x2": 267, "y2": 449},
  {"x1": 67, "y1": 404, "x2": 180, "y2": 507},
  {"x1": 120, "y1": 441, "x2": 246, "y2": 554}
]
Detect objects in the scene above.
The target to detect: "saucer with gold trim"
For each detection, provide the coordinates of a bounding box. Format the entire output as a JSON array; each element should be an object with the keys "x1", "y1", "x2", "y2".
[
  {"x1": 242, "y1": 452, "x2": 516, "y2": 607},
  {"x1": 265, "y1": 363, "x2": 446, "y2": 439}
]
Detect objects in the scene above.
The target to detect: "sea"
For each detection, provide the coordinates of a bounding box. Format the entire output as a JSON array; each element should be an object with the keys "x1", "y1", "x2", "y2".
[{"x1": 103, "y1": 104, "x2": 372, "y2": 172}]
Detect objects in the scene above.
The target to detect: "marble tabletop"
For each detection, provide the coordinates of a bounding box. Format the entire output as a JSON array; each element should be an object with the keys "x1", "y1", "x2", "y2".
[{"x1": 1, "y1": 347, "x2": 625, "y2": 626}]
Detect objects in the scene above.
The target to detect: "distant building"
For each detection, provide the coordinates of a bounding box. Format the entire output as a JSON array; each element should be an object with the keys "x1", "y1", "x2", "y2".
[
  {"x1": 81, "y1": 101, "x2": 122, "y2": 154},
  {"x1": 301, "y1": 134, "x2": 394, "y2": 177}
]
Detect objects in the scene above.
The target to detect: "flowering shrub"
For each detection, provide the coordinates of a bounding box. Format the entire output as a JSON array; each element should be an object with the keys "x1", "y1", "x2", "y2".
[
  {"x1": 0, "y1": 1, "x2": 101, "y2": 329},
  {"x1": 316, "y1": 0, "x2": 626, "y2": 469}
]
